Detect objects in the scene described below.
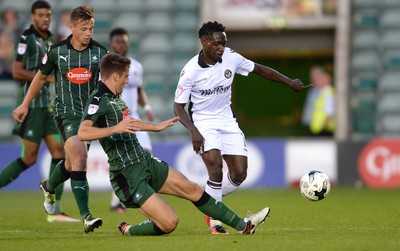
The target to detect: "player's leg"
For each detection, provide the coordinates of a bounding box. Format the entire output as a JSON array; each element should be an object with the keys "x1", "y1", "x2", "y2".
[
  {"x1": 159, "y1": 167, "x2": 270, "y2": 234},
  {"x1": 0, "y1": 138, "x2": 39, "y2": 188},
  {"x1": 0, "y1": 108, "x2": 43, "y2": 188},
  {"x1": 119, "y1": 193, "x2": 179, "y2": 236},
  {"x1": 43, "y1": 133, "x2": 79, "y2": 222},
  {"x1": 65, "y1": 136, "x2": 101, "y2": 233},
  {"x1": 201, "y1": 149, "x2": 228, "y2": 233},
  {"x1": 222, "y1": 154, "x2": 247, "y2": 195},
  {"x1": 220, "y1": 125, "x2": 248, "y2": 196}
]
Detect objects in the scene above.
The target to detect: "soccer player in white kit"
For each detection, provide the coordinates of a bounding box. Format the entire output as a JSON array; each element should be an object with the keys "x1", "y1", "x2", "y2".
[
  {"x1": 174, "y1": 21, "x2": 311, "y2": 234},
  {"x1": 109, "y1": 28, "x2": 155, "y2": 212}
]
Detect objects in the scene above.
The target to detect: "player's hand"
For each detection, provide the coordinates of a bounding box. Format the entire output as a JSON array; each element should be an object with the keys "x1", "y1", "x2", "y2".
[
  {"x1": 153, "y1": 117, "x2": 179, "y2": 132},
  {"x1": 116, "y1": 117, "x2": 141, "y2": 134},
  {"x1": 12, "y1": 105, "x2": 29, "y2": 123},
  {"x1": 289, "y1": 79, "x2": 313, "y2": 92},
  {"x1": 191, "y1": 129, "x2": 204, "y2": 155}
]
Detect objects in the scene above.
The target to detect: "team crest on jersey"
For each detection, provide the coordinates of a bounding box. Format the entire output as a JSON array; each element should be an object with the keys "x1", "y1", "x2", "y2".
[
  {"x1": 66, "y1": 68, "x2": 93, "y2": 84},
  {"x1": 88, "y1": 104, "x2": 99, "y2": 115},
  {"x1": 17, "y1": 43, "x2": 27, "y2": 55},
  {"x1": 224, "y1": 69, "x2": 232, "y2": 79}
]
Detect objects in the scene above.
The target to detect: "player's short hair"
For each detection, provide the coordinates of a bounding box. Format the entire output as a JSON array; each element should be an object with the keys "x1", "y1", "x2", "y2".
[
  {"x1": 31, "y1": 0, "x2": 51, "y2": 14},
  {"x1": 109, "y1": 27, "x2": 128, "y2": 41},
  {"x1": 100, "y1": 53, "x2": 131, "y2": 79},
  {"x1": 198, "y1": 21, "x2": 226, "y2": 38},
  {"x1": 70, "y1": 5, "x2": 94, "y2": 25}
]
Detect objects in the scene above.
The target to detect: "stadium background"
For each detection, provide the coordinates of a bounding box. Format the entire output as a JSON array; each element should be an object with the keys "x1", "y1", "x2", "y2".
[{"x1": 0, "y1": 0, "x2": 399, "y2": 190}]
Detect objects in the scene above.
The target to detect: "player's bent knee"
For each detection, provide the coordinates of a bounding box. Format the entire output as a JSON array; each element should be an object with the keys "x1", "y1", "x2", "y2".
[
  {"x1": 159, "y1": 215, "x2": 179, "y2": 233},
  {"x1": 230, "y1": 171, "x2": 247, "y2": 184}
]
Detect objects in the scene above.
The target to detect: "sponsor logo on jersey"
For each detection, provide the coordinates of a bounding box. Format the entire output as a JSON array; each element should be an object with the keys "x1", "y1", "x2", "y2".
[
  {"x1": 88, "y1": 104, "x2": 99, "y2": 115},
  {"x1": 200, "y1": 85, "x2": 230, "y2": 96},
  {"x1": 17, "y1": 43, "x2": 27, "y2": 55},
  {"x1": 359, "y1": 139, "x2": 400, "y2": 187},
  {"x1": 59, "y1": 55, "x2": 68, "y2": 62},
  {"x1": 66, "y1": 68, "x2": 92, "y2": 84},
  {"x1": 224, "y1": 69, "x2": 232, "y2": 79}
]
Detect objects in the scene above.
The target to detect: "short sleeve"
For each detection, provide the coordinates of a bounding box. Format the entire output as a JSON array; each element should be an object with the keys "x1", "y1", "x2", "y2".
[
  {"x1": 233, "y1": 51, "x2": 255, "y2": 76},
  {"x1": 174, "y1": 69, "x2": 193, "y2": 104},
  {"x1": 14, "y1": 33, "x2": 29, "y2": 62},
  {"x1": 40, "y1": 47, "x2": 56, "y2": 75}
]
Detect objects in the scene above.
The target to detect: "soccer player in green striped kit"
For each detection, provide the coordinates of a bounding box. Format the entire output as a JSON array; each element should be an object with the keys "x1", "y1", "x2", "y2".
[
  {"x1": 13, "y1": 5, "x2": 108, "y2": 233},
  {"x1": 78, "y1": 53, "x2": 270, "y2": 236},
  {"x1": 0, "y1": 0, "x2": 78, "y2": 223}
]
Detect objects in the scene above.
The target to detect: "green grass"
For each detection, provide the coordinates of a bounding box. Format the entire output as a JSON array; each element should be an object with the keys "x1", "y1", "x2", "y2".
[{"x1": 1, "y1": 188, "x2": 399, "y2": 251}]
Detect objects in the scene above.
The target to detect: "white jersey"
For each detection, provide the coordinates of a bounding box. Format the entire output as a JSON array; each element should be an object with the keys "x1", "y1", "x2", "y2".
[
  {"x1": 174, "y1": 47, "x2": 255, "y2": 122},
  {"x1": 121, "y1": 57, "x2": 143, "y2": 118}
]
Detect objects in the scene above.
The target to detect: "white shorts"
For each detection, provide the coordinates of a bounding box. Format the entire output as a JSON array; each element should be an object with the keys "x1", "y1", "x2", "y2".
[
  {"x1": 136, "y1": 131, "x2": 152, "y2": 152},
  {"x1": 194, "y1": 120, "x2": 248, "y2": 156}
]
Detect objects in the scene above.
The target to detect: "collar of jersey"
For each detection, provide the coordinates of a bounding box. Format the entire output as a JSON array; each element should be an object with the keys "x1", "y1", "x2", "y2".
[
  {"x1": 29, "y1": 24, "x2": 52, "y2": 38},
  {"x1": 198, "y1": 50, "x2": 222, "y2": 68},
  {"x1": 98, "y1": 81, "x2": 117, "y2": 97},
  {"x1": 66, "y1": 34, "x2": 94, "y2": 50}
]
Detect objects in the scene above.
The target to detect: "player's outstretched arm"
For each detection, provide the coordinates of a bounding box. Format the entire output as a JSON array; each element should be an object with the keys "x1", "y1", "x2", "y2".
[
  {"x1": 252, "y1": 63, "x2": 312, "y2": 92},
  {"x1": 130, "y1": 117, "x2": 179, "y2": 132},
  {"x1": 12, "y1": 70, "x2": 48, "y2": 123},
  {"x1": 78, "y1": 117, "x2": 179, "y2": 141}
]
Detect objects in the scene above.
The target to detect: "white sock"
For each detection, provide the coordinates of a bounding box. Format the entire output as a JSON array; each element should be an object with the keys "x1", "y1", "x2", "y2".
[
  {"x1": 110, "y1": 192, "x2": 120, "y2": 207},
  {"x1": 222, "y1": 172, "x2": 240, "y2": 196}
]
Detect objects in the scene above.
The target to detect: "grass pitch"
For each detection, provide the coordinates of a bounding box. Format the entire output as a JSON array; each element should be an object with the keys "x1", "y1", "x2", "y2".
[{"x1": 0, "y1": 188, "x2": 399, "y2": 251}]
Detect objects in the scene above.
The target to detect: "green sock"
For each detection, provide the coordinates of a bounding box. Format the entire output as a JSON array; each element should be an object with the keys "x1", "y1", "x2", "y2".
[
  {"x1": 70, "y1": 171, "x2": 90, "y2": 219},
  {"x1": 47, "y1": 160, "x2": 70, "y2": 193},
  {"x1": 193, "y1": 192, "x2": 246, "y2": 231},
  {"x1": 50, "y1": 159, "x2": 65, "y2": 213},
  {"x1": 127, "y1": 220, "x2": 166, "y2": 236},
  {"x1": 0, "y1": 158, "x2": 29, "y2": 188}
]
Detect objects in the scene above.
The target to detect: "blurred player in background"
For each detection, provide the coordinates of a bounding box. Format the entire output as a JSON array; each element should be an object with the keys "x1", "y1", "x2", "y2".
[
  {"x1": 78, "y1": 53, "x2": 270, "y2": 236},
  {"x1": 174, "y1": 21, "x2": 311, "y2": 234},
  {"x1": 13, "y1": 5, "x2": 108, "y2": 234},
  {"x1": 0, "y1": 0, "x2": 78, "y2": 223},
  {"x1": 108, "y1": 27, "x2": 155, "y2": 212}
]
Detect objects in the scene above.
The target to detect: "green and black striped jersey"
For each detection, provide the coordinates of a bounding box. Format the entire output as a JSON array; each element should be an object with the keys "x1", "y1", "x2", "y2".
[
  {"x1": 14, "y1": 24, "x2": 53, "y2": 108},
  {"x1": 40, "y1": 34, "x2": 108, "y2": 118},
  {"x1": 83, "y1": 81, "x2": 145, "y2": 171}
]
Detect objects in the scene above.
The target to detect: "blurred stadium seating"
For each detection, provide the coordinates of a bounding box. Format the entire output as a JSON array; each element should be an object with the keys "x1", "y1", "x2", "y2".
[{"x1": 350, "y1": 0, "x2": 400, "y2": 140}]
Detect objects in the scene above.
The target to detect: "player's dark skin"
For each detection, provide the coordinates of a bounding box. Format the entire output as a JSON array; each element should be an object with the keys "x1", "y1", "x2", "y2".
[{"x1": 174, "y1": 31, "x2": 312, "y2": 185}]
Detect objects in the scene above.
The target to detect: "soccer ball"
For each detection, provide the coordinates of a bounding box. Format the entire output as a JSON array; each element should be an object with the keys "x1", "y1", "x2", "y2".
[{"x1": 299, "y1": 171, "x2": 331, "y2": 201}]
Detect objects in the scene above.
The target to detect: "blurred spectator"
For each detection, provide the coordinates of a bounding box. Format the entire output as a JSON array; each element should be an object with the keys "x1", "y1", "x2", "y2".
[
  {"x1": 0, "y1": 8, "x2": 20, "y2": 79},
  {"x1": 56, "y1": 9, "x2": 71, "y2": 41},
  {"x1": 302, "y1": 66, "x2": 335, "y2": 137}
]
